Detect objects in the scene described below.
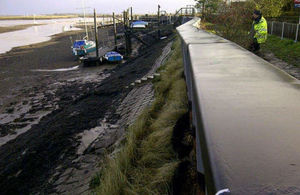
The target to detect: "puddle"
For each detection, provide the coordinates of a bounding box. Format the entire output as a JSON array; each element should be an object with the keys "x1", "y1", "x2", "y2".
[
  {"x1": 32, "y1": 65, "x2": 80, "y2": 72},
  {"x1": 0, "y1": 110, "x2": 51, "y2": 147},
  {"x1": 76, "y1": 125, "x2": 106, "y2": 155}
]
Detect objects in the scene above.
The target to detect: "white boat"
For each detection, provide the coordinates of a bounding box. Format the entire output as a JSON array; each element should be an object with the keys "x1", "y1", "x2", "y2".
[{"x1": 71, "y1": 0, "x2": 96, "y2": 57}]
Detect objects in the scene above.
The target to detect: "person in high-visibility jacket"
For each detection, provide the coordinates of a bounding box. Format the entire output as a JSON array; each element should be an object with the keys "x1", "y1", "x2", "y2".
[{"x1": 250, "y1": 10, "x2": 267, "y2": 52}]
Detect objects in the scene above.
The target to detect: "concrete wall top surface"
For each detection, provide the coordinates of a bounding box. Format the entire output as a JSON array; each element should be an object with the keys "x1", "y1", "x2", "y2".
[{"x1": 177, "y1": 18, "x2": 300, "y2": 195}]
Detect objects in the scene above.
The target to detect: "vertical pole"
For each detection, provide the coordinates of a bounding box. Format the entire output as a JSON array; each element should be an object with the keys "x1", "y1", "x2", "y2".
[
  {"x1": 158, "y1": 4, "x2": 161, "y2": 38},
  {"x1": 299, "y1": 9, "x2": 300, "y2": 24},
  {"x1": 123, "y1": 11, "x2": 126, "y2": 55},
  {"x1": 281, "y1": 22, "x2": 285, "y2": 40},
  {"x1": 271, "y1": 21, "x2": 274, "y2": 35},
  {"x1": 123, "y1": 11, "x2": 126, "y2": 26},
  {"x1": 82, "y1": 0, "x2": 88, "y2": 39},
  {"x1": 103, "y1": 14, "x2": 105, "y2": 25},
  {"x1": 125, "y1": 11, "x2": 128, "y2": 27},
  {"x1": 126, "y1": 9, "x2": 131, "y2": 55},
  {"x1": 94, "y1": 9, "x2": 99, "y2": 58},
  {"x1": 113, "y1": 12, "x2": 117, "y2": 50},
  {"x1": 295, "y1": 24, "x2": 299, "y2": 42},
  {"x1": 124, "y1": 10, "x2": 130, "y2": 57},
  {"x1": 130, "y1": 7, "x2": 133, "y2": 24}
]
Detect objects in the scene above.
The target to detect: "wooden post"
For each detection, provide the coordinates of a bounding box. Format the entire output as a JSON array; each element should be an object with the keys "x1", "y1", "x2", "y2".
[
  {"x1": 158, "y1": 4, "x2": 161, "y2": 38},
  {"x1": 113, "y1": 12, "x2": 117, "y2": 50},
  {"x1": 130, "y1": 7, "x2": 133, "y2": 24},
  {"x1": 123, "y1": 11, "x2": 126, "y2": 26},
  {"x1": 271, "y1": 21, "x2": 274, "y2": 35},
  {"x1": 295, "y1": 24, "x2": 299, "y2": 43},
  {"x1": 281, "y1": 22, "x2": 285, "y2": 40},
  {"x1": 94, "y1": 9, "x2": 99, "y2": 58},
  {"x1": 124, "y1": 10, "x2": 131, "y2": 56}
]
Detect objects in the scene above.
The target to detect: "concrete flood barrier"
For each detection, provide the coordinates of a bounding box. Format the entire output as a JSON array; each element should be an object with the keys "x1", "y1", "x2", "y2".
[{"x1": 177, "y1": 18, "x2": 300, "y2": 195}]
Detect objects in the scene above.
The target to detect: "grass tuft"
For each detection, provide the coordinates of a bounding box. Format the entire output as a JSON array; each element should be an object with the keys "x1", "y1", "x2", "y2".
[
  {"x1": 91, "y1": 37, "x2": 188, "y2": 195},
  {"x1": 261, "y1": 35, "x2": 300, "y2": 67}
]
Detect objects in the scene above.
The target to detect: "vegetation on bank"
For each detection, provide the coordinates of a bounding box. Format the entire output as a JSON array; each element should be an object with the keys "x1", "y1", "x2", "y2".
[
  {"x1": 90, "y1": 38, "x2": 196, "y2": 194},
  {"x1": 261, "y1": 35, "x2": 300, "y2": 67},
  {"x1": 195, "y1": 0, "x2": 297, "y2": 19},
  {"x1": 196, "y1": 0, "x2": 300, "y2": 61},
  {"x1": 202, "y1": 21, "x2": 300, "y2": 68}
]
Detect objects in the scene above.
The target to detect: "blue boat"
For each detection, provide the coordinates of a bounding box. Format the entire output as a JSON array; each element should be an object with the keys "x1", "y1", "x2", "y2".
[
  {"x1": 71, "y1": 2, "x2": 96, "y2": 57},
  {"x1": 72, "y1": 39, "x2": 96, "y2": 57},
  {"x1": 130, "y1": 21, "x2": 148, "y2": 28},
  {"x1": 104, "y1": 51, "x2": 123, "y2": 62}
]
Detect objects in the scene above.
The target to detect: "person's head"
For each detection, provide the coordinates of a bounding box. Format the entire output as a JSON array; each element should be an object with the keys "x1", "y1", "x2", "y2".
[{"x1": 253, "y1": 10, "x2": 262, "y2": 19}]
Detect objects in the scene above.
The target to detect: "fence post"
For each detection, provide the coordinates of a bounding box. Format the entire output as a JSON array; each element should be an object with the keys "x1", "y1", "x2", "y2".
[
  {"x1": 281, "y1": 22, "x2": 285, "y2": 40},
  {"x1": 295, "y1": 24, "x2": 299, "y2": 43},
  {"x1": 271, "y1": 21, "x2": 274, "y2": 35}
]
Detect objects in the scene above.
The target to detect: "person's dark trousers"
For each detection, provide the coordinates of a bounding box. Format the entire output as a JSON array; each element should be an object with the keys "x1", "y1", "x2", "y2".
[{"x1": 250, "y1": 38, "x2": 260, "y2": 52}]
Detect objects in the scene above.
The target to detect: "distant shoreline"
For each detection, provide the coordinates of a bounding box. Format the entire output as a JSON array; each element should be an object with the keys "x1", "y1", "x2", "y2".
[
  {"x1": 0, "y1": 15, "x2": 114, "y2": 20},
  {"x1": 0, "y1": 15, "x2": 79, "y2": 20}
]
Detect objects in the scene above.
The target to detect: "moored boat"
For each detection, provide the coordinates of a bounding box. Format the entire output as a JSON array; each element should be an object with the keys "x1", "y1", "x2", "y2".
[
  {"x1": 104, "y1": 51, "x2": 123, "y2": 62},
  {"x1": 72, "y1": 39, "x2": 96, "y2": 57}
]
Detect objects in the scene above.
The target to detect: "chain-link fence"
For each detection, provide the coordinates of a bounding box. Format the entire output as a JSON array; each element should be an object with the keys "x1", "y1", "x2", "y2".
[{"x1": 268, "y1": 21, "x2": 300, "y2": 42}]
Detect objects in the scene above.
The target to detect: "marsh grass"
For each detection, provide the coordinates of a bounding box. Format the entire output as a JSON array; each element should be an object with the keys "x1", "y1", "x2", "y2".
[{"x1": 92, "y1": 38, "x2": 188, "y2": 195}]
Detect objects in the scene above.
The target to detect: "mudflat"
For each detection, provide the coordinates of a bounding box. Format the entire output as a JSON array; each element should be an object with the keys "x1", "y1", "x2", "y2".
[
  {"x1": 0, "y1": 24, "x2": 44, "y2": 34},
  {"x1": 0, "y1": 24, "x2": 174, "y2": 194}
]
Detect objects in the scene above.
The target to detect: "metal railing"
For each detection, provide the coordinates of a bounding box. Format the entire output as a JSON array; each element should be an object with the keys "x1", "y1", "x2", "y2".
[
  {"x1": 175, "y1": 6, "x2": 196, "y2": 17},
  {"x1": 268, "y1": 21, "x2": 300, "y2": 42}
]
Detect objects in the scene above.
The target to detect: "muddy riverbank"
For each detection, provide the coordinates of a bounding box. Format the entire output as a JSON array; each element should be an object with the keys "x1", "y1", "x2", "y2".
[
  {"x1": 0, "y1": 24, "x2": 174, "y2": 194},
  {"x1": 0, "y1": 24, "x2": 44, "y2": 34}
]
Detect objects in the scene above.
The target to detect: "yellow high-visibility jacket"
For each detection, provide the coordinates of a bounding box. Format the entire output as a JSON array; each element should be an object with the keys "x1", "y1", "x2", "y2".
[{"x1": 253, "y1": 16, "x2": 268, "y2": 43}]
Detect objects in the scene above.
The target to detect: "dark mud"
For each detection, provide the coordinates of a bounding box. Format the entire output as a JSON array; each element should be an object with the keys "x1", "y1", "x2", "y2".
[{"x1": 0, "y1": 25, "x2": 174, "y2": 194}]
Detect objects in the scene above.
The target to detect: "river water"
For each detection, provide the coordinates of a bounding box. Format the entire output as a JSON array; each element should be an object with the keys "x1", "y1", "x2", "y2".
[{"x1": 0, "y1": 17, "x2": 112, "y2": 54}]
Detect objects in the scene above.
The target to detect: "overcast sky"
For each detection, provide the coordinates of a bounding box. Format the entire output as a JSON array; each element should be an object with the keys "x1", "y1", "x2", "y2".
[{"x1": 0, "y1": 0, "x2": 196, "y2": 15}]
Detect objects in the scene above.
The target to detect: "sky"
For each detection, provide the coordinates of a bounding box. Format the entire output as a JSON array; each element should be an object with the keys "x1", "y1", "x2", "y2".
[{"x1": 0, "y1": 0, "x2": 196, "y2": 15}]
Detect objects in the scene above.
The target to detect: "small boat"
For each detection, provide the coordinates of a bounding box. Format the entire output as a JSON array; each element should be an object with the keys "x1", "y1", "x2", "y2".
[
  {"x1": 104, "y1": 51, "x2": 123, "y2": 62},
  {"x1": 71, "y1": 0, "x2": 96, "y2": 57},
  {"x1": 72, "y1": 39, "x2": 96, "y2": 57},
  {"x1": 130, "y1": 21, "x2": 148, "y2": 29}
]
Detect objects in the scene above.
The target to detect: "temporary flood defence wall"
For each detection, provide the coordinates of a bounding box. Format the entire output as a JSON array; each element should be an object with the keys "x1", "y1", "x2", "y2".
[{"x1": 177, "y1": 18, "x2": 300, "y2": 195}]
